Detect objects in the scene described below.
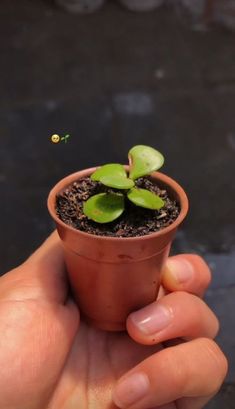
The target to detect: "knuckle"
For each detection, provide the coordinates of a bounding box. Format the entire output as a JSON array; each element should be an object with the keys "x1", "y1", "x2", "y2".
[
  {"x1": 192, "y1": 254, "x2": 212, "y2": 287},
  {"x1": 169, "y1": 290, "x2": 203, "y2": 322},
  {"x1": 185, "y1": 254, "x2": 212, "y2": 287},
  {"x1": 168, "y1": 291, "x2": 220, "y2": 338},
  {"x1": 172, "y1": 290, "x2": 199, "y2": 308},
  {"x1": 212, "y1": 315, "x2": 220, "y2": 338},
  {"x1": 201, "y1": 338, "x2": 228, "y2": 391},
  {"x1": 161, "y1": 347, "x2": 189, "y2": 395},
  {"x1": 189, "y1": 297, "x2": 220, "y2": 338}
]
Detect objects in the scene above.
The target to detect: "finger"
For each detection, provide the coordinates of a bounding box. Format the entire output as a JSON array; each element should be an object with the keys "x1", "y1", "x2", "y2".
[
  {"x1": 0, "y1": 231, "x2": 68, "y2": 304},
  {"x1": 112, "y1": 338, "x2": 228, "y2": 409},
  {"x1": 162, "y1": 254, "x2": 212, "y2": 297},
  {"x1": 127, "y1": 291, "x2": 219, "y2": 345}
]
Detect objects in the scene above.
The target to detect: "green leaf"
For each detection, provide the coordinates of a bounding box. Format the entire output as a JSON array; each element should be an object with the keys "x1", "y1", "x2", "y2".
[
  {"x1": 91, "y1": 164, "x2": 126, "y2": 181},
  {"x1": 128, "y1": 145, "x2": 164, "y2": 180},
  {"x1": 83, "y1": 193, "x2": 125, "y2": 223},
  {"x1": 100, "y1": 175, "x2": 134, "y2": 189},
  {"x1": 127, "y1": 188, "x2": 165, "y2": 210}
]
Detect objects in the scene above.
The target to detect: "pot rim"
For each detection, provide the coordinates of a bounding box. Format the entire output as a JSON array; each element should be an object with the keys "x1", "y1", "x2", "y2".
[{"x1": 47, "y1": 167, "x2": 189, "y2": 242}]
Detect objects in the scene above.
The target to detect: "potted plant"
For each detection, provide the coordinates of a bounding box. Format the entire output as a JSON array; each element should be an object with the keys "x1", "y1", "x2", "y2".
[{"x1": 47, "y1": 145, "x2": 188, "y2": 331}]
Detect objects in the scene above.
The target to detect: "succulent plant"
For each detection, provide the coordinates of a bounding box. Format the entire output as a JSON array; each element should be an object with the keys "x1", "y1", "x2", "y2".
[{"x1": 83, "y1": 145, "x2": 165, "y2": 223}]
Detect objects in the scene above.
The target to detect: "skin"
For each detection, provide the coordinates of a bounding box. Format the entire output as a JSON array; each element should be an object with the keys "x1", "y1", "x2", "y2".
[{"x1": 0, "y1": 232, "x2": 227, "y2": 409}]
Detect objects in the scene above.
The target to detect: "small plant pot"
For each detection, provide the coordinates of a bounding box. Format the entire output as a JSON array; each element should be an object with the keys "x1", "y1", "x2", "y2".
[
  {"x1": 55, "y1": 0, "x2": 106, "y2": 13},
  {"x1": 119, "y1": 0, "x2": 164, "y2": 12},
  {"x1": 48, "y1": 167, "x2": 188, "y2": 331}
]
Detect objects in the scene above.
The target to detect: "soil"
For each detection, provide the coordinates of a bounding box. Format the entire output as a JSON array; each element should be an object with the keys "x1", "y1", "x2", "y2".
[{"x1": 56, "y1": 176, "x2": 180, "y2": 238}]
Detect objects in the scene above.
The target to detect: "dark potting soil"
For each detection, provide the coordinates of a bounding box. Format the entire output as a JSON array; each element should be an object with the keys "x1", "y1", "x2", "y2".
[{"x1": 56, "y1": 176, "x2": 180, "y2": 238}]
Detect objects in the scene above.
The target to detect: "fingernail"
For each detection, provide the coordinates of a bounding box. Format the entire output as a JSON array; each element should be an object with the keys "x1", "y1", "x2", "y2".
[
  {"x1": 166, "y1": 258, "x2": 194, "y2": 284},
  {"x1": 113, "y1": 372, "x2": 150, "y2": 408},
  {"x1": 129, "y1": 303, "x2": 172, "y2": 335}
]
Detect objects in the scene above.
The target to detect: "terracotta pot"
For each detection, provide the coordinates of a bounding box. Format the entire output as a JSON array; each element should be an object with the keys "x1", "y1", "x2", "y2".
[{"x1": 47, "y1": 168, "x2": 188, "y2": 331}]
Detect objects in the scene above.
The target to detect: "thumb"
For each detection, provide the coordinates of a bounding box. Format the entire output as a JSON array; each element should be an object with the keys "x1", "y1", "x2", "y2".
[
  {"x1": 162, "y1": 254, "x2": 212, "y2": 297},
  {"x1": 0, "y1": 231, "x2": 68, "y2": 304}
]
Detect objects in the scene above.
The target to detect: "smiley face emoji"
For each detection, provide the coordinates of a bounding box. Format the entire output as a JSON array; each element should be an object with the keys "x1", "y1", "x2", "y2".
[{"x1": 51, "y1": 134, "x2": 60, "y2": 144}]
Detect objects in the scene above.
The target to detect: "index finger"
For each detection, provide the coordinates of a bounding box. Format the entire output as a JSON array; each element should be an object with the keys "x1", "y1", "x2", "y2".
[{"x1": 161, "y1": 254, "x2": 212, "y2": 297}]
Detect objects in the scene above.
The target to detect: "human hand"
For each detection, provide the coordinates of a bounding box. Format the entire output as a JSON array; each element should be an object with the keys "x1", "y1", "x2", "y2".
[{"x1": 0, "y1": 232, "x2": 227, "y2": 409}]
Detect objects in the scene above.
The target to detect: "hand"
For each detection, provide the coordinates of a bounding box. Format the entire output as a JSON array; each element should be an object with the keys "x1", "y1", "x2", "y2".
[{"x1": 0, "y1": 233, "x2": 227, "y2": 409}]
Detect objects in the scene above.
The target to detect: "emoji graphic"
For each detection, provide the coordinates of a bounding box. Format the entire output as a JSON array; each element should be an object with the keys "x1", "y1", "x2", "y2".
[
  {"x1": 61, "y1": 134, "x2": 70, "y2": 143},
  {"x1": 51, "y1": 134, "x2": 60, "y2": 144}
]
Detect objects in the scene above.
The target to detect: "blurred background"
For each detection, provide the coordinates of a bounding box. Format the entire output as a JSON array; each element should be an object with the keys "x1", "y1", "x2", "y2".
[{"x1": 0, "y1": 0, "x2": 235, "y2": 407}]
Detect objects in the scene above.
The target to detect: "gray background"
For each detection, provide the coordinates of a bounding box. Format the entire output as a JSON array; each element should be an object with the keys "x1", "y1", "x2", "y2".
[{"x1": 0, "y1": 1, "x2": 235, "y2": 407}]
